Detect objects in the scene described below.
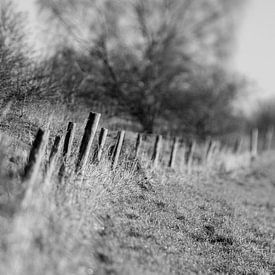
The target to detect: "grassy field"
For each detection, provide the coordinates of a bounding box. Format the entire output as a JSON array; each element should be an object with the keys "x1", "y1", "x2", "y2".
[{"x1": 0, "y1": 102, "x2": 274, "y2": 274}]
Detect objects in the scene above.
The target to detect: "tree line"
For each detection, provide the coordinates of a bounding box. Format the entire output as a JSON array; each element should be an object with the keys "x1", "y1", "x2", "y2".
[{"x1": 1, "y1": 0, "x2": 264, "y2": 140}]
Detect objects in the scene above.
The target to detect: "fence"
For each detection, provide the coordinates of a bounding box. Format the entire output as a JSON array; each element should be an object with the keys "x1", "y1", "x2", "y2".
[{"x1": 21, "y1": 111, "x2": 273, "y2": 195}]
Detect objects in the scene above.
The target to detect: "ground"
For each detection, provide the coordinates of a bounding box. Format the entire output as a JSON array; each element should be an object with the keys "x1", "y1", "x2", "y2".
[
  {"x1": 0, "y1": 103, "x2": 274, "y2": 274},
  {"x1": 90, "y1": 155, "x2": 275, "y2": 274}
]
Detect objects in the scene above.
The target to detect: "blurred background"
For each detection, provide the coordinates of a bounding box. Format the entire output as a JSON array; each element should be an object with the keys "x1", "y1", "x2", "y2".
[{"x1": 1, "y1": 0, "x2": 275, "y2": 139}]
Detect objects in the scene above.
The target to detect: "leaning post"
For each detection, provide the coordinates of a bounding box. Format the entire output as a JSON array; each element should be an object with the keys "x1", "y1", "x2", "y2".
[
  {"x1": 59, "y1": 122, "x2": 75, "y2": 179},
  {"x1": 265, "y1": 126, "x2": 274, "y2": 151},
  {"x1": 205, "y1": 139, "x2": 213, "y2": 163},
  {"x1": 75, "y1": 112, "x2": 101, "y2": 175},
  {"x1": 93, "y1": 127, "x2": 108, "y2": 163},
  {"x1": 112, "y1": 130, "x2": 125, "y2": 169},
  {"x1": 151, "y1": 135, "x2": 162, "y2": 168},
  {"x1": 22, "y1": 128, "x2": 49, "y2": 209},
  {"x1": 186, "y1": 140, "x2": 196, "y2": 174},
  {"x1": 48, "y1": 136, "x2": 61, "y2": 166},
  {"x1": 23, "y1": 128, "x2": 48, "y2": 181},
  {"x1": 134, "y1": 133, "x2": 143, "y2": 159},
  {"x1": 233, "y1": 137, "x2": 243, "y2": 154},
  {"x1": 168, "y1": 137, "x2": 179, "y2": 169},
  {"x1": 45, "y1": 135, "x2": 61, "y2": 185},
  {"x1": 250, "y1": 128, "x2": 258, "y2": 159}
]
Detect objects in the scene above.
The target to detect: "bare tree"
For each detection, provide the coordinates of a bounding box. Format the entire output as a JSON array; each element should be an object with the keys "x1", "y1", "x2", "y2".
[
  {"x1": 0, "y1": 1, "x2": 57, "y2": 108},
  {"x1": 0, "y1": 0, "x2": 27, "y2": 100},
  {"x1": 36, "y1": 0, "x2": 247, "y2": 133}
]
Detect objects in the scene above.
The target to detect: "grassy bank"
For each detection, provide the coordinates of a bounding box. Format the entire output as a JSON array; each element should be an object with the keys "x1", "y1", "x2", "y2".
[{"x1": 0, "y1": 103, "x2": 274, "y2": 274}]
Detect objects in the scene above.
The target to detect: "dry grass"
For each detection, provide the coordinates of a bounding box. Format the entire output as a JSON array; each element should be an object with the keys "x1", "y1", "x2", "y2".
[{"x1": 0, "y1": 102, "x2": 274, "y2": 274}]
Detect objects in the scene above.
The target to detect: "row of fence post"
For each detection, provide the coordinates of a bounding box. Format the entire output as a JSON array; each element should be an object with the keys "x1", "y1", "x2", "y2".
[
  {"x1": 249, "y1": 127, "x2": 274, "y2": 159},
  {"x1": 22, "y1": 112, "x2": 274, "y2": 188}
]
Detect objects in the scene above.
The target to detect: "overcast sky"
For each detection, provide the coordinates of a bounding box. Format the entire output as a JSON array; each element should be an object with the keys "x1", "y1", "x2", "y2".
[
  {"x1": 234, "y1": 0, "x2": 275, "y2": 99},
  {"x1": 14, "y1": 0, "x2": 275, "y2": 102}
]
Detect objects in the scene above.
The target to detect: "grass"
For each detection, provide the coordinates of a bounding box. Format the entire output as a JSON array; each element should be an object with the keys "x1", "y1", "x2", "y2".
[{"x1": 0, "y1": 101, "x2": 274, "y2": 274}]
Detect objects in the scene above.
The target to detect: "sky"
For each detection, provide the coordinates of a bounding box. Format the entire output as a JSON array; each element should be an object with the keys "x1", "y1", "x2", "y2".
[
  {"x1": 233, "y1": 0, "x2": 275, "y2": 100},
  {"x1": 12, "y1": 0, "x2": 275, "y2": 102}
]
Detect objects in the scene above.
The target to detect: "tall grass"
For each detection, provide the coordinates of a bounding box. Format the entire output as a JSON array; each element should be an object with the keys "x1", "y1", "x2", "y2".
[
  {"x1": 0, "y1": 148, "x2": 135, "y2": 274},
  {"x1": 0, "y1": 105, "x2": 273, "y2": 274}
]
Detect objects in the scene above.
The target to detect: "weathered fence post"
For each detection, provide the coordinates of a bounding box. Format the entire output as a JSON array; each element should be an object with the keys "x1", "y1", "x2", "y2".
[
  {"x1": 134, "y1": 133, "x2": 142, "y2": 159},
  {"x1": 233, "y1": 137, "x2": 243, "y2": 154},
  {"x1": 209, "y1": 140, "x2": 218, "y2": 162},
  {"x1": 151, "y1": 135, "x2": 162, "y2": 168},
  {"x1": 179, "y1": 142, "x2": 186, "y2": 171},
  {"x1": 186, "y1": 140, "x2": 196, "y2": 174},
  {"x1": 63, "y1": 122, "x2": 75, "y2": 160},
  {"x1": 93, "y1": 128, "x2": 108, "y2": 163},
  {"x1": 22, "y1": 128, "x2": 49, "y2": 208},
  {"x1": 265, "y1": 126, "x2": 274, "y2": 151},
  {"x1": 211, "y1": 140, "x2": 219, "y2": 156},
  {"x1": 59, "y1": 122, "x2": 75, "y2": 179},
  {"x1": 205, "y1": 139, "x2": 213, "y2": 163},
  {"x1": 23, "y1": 128, "x2": 48, "y2": 181},
  {"x1": 215, "y1": 140, "x2": 222, "y2": 153},
  {"x1": 168, "y1": 137, "x2": 178, "y2": 169},
  {"x1": 45, "y1": 135, "x2": 61, "y2": 183},
  {"x1": 76, "y1": 112, "x2": 101, "y2": 174},
  {"x1": 49, "y1": 136, "x2": 61, "y2": 165},
  {"x1": 112, "y1": 130, "x2": 125, "y2": 169},
  {"x1": 250, "y1": 128, "x2": 258, "y2": 158}
]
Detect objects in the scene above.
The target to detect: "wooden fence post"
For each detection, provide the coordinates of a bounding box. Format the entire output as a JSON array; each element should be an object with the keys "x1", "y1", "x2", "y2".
[
  {"x1": 233, "y1": 137, "x2": 243, "y2": 154},
  {"x1": 215, "y1": 140, "x2": 222, "y2": 153},
  {"x1": 186, "y1": 140, "x2": 196, "y2": 174},
  {"x1": 49, "y1": 136, "x2": 61, "y2": 165},
  {"x1": 179, "y1": 142, "x2": 186, "y2": 171},
  {"x1": 23, "y1": 128, "x2": 48, "y2": 180},
  {"x1": 134, "y1": 133, "x2": 142, "y2": 159},
  {"x1": 250, "y1": 128, "x2": 258, "y2": 158},
  {"x1": 151, "y1": 135, "x2": 162, "y2": 168},
  {"x1": 205, "y1": 139, "x2": 213, "y2": 163},
  {"x1": 76, "y1": 112, "x2": 101, "y2": 174},
  {"x1": 93, "y1": 128, "x2": 108, "y2": 163},
  {"x1": 112, "y1": 130, "x2": 125, "y2": 169},
  {"x1": 63, "y1": 122, "x2": 75, "y2": 160},
  {"x1": 265, "y1": 126, "x2": 274, "y2": 151},
  {"x1": 59, "y1": 122, "x2": 75, "y2": 179},
  {"x1": 45, "y1": 135, "x2": 61, "y2": 183},
  {"x1": 22, "y1": 128, "x2": 49, "y2": 208},
  {"x1": 168, "y1": 137, "x2": 178, "y2": 169},
  {"x1": 211, "y1": 140, "x2": 219, "y2": 156}
]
